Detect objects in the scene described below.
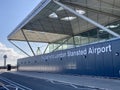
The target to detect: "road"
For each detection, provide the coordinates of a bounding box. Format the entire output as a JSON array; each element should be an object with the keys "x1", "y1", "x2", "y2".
[{"x1": 0, "y1": 72, "x2": 102, "y2": 90}]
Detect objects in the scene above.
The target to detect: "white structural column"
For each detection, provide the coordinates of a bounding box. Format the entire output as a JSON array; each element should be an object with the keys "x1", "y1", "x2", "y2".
[{"x1": 53, "y1": 0, "x2": 120, "y2": 38}]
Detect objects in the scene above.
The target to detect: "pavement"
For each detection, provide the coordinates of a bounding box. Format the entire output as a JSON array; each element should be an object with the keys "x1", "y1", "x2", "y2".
[
  {"x1": 7, "y1": 71, "x2": 120, "y2": 90},
  {"x1": 0, "y1": 75, "x2": 32, "y2": 90}
]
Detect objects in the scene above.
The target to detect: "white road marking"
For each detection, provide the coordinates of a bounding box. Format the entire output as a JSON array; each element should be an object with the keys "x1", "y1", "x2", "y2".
[
  {"x1": 0, "y1": 77, "x2": 24, "y2": 90},
  {"x1": 2, "y1": 85, "x2": 9, "y2": 90},
  {"x1": 45, "y1": 79, "x2": 56, "y2": 84},
  {"x1": 70, "y1": 84, "x2": 78, "y2": 89},
  {"x1": 46, "y1": 79, "x2": 78, "y2": 89},
  {"x1": 6, "y1": 85, "x2": 19, "y2": 89},
  {"x1": 0, "y1": 76, "x2": 32, "y2": 90},
  {"x1": 16, "y1": 87, "x2": 19, "y2": 90}
]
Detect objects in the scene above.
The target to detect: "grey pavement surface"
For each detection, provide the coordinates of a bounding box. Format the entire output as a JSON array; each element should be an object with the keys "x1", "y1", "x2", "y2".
[
  {"x1": 0, "y1": 77, "x2": 23, "y2": 90},
  {"x1": 0, "y1": 72, "x2": 101, "y2": 90},
  {"x1": 0, "y1": 73, "x2": 33, "y2": 90},
  {"x1": 9, "y1": 71, "x2": 120, "y2": 90}
]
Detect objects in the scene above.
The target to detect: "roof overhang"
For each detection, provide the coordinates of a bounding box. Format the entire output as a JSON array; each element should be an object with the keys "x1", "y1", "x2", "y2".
[{"x1": 8, "y1": 0, "x2": 120, "y2": 43}]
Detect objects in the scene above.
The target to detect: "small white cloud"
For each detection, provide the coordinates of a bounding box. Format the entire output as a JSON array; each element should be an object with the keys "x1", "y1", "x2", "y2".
[{"x1": 0, "y1": 42, "x2": 25, "y2": 66}]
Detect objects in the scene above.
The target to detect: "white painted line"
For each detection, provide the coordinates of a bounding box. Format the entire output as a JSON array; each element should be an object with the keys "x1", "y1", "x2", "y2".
[
  {"x1": 0, "y1": 77, "x2": 32, "y2": 90},
  {"x1": 6, "y1": 85, "x2": 19, "y2": 90},
  {"x1": 2, "y1": 85, "x2": 9, "y2": 90},
  {"x1": 6, "y1": 85, "x2": 18, "y2": 89},
  {"x1": 6, "y1": 85, "x2": 15, "y2": 87},
  {"x1": 47, "y1": 79, "x2": 78, "y2": 89},
  {"x1": 16, "y1": 87, "x2": 19, "y2": 90},
  {"x1": 70, "y1": 84, "x2": 78, "y2": 89},
  {"x1": 44, "y1": 78, "x2": 106, "y2": 90},
  {"x1": 49, "y1": 80, "x2": 55, "y2": 84},
  {"x1": 4, "y1": 78, "x2": 31, "y2": 90},
  {"x1": 0, "y1": 77, "x2": 24, "y2": 90}
]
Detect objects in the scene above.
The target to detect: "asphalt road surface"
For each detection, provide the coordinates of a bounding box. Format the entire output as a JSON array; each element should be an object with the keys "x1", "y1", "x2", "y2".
[{"x1": 0, "y1": 72, "x2": 102, "y2": 90}]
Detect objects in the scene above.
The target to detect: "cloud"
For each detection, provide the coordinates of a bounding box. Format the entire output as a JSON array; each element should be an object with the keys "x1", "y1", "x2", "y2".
[{"x1": 0, "y1": 42, "x2": 25, "y2": 66}]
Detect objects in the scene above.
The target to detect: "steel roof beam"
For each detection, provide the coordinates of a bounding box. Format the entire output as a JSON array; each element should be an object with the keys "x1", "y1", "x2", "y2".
[
  {"x1": 21, "y1": 29, "x2": 36, "y2": 56},
  {"x1": 53, "y1": 0, "x2": 120, "y2": 38},
  {"x1": 61, "y1": 1, "x2": 120, "y2": 18},
  {"x1": 9, "y1": 40, "x2": 31, "y2": 57}
]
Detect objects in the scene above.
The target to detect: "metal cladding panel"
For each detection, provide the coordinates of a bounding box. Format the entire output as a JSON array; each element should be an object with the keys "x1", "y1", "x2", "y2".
[
  {"x1": 77, "y1": 46, "x2": 87, "y2": 75},
  {"x1": 86, "y1": 44, "x2": 96, "y2": 75},
  {"x1": 75, "y1": 51, "x2": 82, "y2": 74},
  {"x1": 18, "y1": 38, "x2": 120, "y2": 78},
  {"x1": 75, "y1": 48, "x2": 83, "y2": 75},
  {"x1": 65, "y1": 48, "x2": 78, "y2": 74},
  {"x1": 61, "y1": 50, "x2": 69, "y2": 74},
  {"x1": 95, "y1": 43, "x2": 104, "y2": 76},
  {"x1": 44, "y1": 51, "x2": 62, "y2": 73},
  {"x1": 112, "y1": 39, "x2": 120, "y2": 77},
  {"x1": 103, "y1": 41, "x2": 114, "y2": 77},
  {"x1": 80, "y1": 54, "x2": 86, "y2": 75},
  {"x1": 59, "y1": 50, "x2": 67, "y2": 73},
  {"x1": 52, "y1": 51, "x2": 62, "y2": 73}
]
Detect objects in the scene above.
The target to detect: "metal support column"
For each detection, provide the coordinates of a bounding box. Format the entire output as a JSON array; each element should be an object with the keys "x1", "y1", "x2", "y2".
[
  {"x1": 53, "y1": 0, "x2": 120, "y2": 38},
  {"x1": 9, "y1": 40, "x2": 31, "y2": 57},
  {"x1": 43, "y1": 44, "x2": 49, "y2": 54},
  {"x1": 73, "y1": 36, "x2": 76, "y2": 48},
  {"x1": 21, "y1": 29, "x2": 35, "y2": 56},
  {"x1": 52, "y1": 37, "x2": 71, "y2": 52}
]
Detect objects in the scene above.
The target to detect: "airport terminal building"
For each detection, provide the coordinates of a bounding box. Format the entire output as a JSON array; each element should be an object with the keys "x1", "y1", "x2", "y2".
[{"x1": 8, "y1": 0, "x2": 120, "y2": 77}]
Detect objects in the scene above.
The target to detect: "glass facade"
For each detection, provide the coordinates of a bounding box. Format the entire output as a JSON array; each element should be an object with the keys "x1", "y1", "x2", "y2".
[{"x1": 45, "y1": 20, "x2": 120, "y2": 53}]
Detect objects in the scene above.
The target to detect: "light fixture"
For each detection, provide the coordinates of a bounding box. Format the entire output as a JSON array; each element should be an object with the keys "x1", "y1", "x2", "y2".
[
  {"x1": 99, "y1": 29, "x2": 104, "y2": 33},
  {"x1": 61, "y1": 16, "x2": 76, "y2": 21},
  {"x1": 76, "y1": 9, "x2": 86, "y2": 14},
  {"x1": 49, "y1": 12, "x2": 58, "y2": 19},
  {"x1": 99, "y1": 24, "x2": 120, "y2": 33},
  {"x1": 106, "y1": 24, "x2": 120, "y2": 29}
]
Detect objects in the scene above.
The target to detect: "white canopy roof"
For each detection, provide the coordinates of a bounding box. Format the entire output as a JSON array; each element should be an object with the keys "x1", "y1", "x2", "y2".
[{"x1": 8, "y1": 0, "x2": 120, "y2": 43}]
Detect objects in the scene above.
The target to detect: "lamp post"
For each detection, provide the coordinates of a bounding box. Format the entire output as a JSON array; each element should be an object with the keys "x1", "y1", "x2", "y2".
[{"x1": 3, "y1": 55, "x2": 7, "y2": 66}]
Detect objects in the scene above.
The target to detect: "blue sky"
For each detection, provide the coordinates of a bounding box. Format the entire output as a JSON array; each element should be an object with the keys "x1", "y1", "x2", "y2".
[
  {"x1": 0, "y1": 0, "x2": 41, "y2": 65},
  {"x1": 0, "y1": 0, "x2": 41, "y2": 47}
]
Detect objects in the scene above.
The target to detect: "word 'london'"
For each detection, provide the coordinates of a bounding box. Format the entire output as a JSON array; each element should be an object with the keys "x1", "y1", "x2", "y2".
[{"x1": 42, "y1": 44, "x2": 112, "y2": 60}]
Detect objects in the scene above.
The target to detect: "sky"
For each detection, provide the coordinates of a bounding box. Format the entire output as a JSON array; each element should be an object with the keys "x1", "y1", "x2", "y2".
[{"x1": 0, "y1": 0, "x2": 41, "y2": 66}]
